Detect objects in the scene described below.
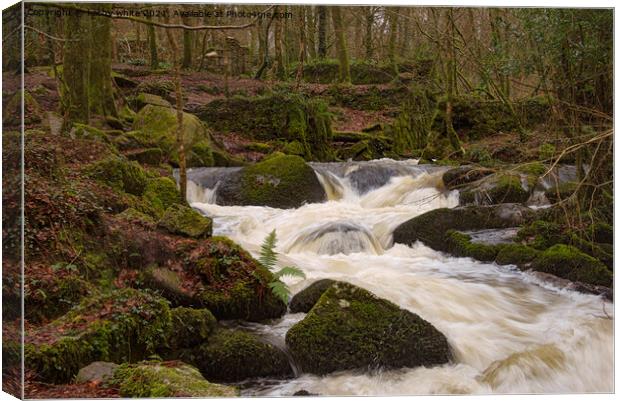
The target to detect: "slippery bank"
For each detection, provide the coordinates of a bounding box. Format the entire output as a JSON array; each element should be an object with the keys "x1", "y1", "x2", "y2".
[{"x1": 187, "y1": 158, "x2": 613, "y2": 395}]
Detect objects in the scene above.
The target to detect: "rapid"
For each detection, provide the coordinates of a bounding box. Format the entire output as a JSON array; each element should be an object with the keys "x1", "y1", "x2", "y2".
[{"x1": 187, "y1": 159, "x2": 613, "y2": 395}]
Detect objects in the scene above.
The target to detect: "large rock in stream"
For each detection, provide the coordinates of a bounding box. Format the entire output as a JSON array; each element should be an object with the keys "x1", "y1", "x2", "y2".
[
  {"x1": 393, "y1": 204, "x2": 535, "y2": 253},
  {"x1": 286, "y1": 282, "x2": 451, "y2": 374},
  {"x1": 217, "y1": 153, "x2": 326, "y2": 209}
]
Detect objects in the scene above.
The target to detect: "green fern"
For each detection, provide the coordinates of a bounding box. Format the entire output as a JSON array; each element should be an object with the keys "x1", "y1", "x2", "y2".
[{"x1": 259, "y1": 230, "x2": 306, "y2": 304}]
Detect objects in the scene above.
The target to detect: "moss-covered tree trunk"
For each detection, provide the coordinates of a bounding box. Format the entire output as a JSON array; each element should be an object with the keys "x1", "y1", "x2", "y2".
[
  {"x1": 444, "y1": 9, "x2": 465, "y2": 156},
  {"x1": 307, "y1": 6, "x2": 317, "y2": 60},
  {"x1": 147, "y1": 18, "x2": 158, "y2": 69},
  {"x1": 164, "y1": 18, "x2": 187, "y2": 202},
  {"x1": 317, "y1": 6, "x2": 327, "y2": 59},
  {"x1": 295, "y1": 7, "x2": 306, "y2": 89},
  {"x1": 365, "y1": 7, "x2": 374, "y2": 59},
  {"x1": 388, "y1": 8, "x2": 399, "y2": 77},
  {"x1": 62, "y1": 8, "x2": 90, "y2": 126},
  {"x1": 331, "y1": 7, "x2": 351, "y2": 84},
  {"x1": 89, "y1": 4, "x2": 117, "y2": 118},
  {"x1": 274, "y1": 8, "x2": 285, "y2": 80}
]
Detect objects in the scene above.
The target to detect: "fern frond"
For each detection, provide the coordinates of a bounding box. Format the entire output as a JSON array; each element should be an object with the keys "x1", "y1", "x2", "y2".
[
  {"x1": 259, "y1": 229, "x2": 278, "y2": 270},
  {"x1": 274, "y1": 266, "x2": 306, "y2": 279},
  {"x1": 268, "y1": 281, "x2": 290, "y2": 304}
]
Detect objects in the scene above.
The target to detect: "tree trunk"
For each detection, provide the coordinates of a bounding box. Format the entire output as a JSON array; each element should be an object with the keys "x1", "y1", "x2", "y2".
[
  {"x1": 365, "y1": 7, "x2": 374, "y2": 59},
  {"x1": 307, "y1": 6, "x2": 317, "y2": 59},
  {"x1": 295, "y1": 7, "x2": 306, "y2": 89},
  {"x1": 274, "y1": 8, "x2": 285, "y2": 79},
  {"x1": 317, "y1": 6, "x2": 327, "y2": 59},
  {"x1": 62, "y1": 8, "x2": 90, "y2": 126},
  {"x1": 147, "y1": 18, "x2": 158, "y2": 69},
  {"x1": 164, "y1": 17, "x2": 187, "y2": 202},
  {"x1": 331, "y1": 7, "x2": 351, "y2": 83},
  {"x1": 388, "y1": 8, "x2": 399, "y2": 76},
  {"x1": 89, "y1": 4, "x2": 117, "y2": 117},
  {"x1": 182, "y1": 14, "x2": 192, "y2": 69},
  {"x1": 445, "y1": 9, "x2": 465, "y2": 156}
]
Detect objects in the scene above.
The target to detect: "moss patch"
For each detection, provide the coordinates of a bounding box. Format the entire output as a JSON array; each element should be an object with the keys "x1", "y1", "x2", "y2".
[
  {"x1": 180, "y1": 328, "x2": 292, "y2": 382},
  {"x1": 112, "y1": 361, "x2": 238, "y2": 397},
  {"x1": 143, "y1": 177, "x2": 182, "y2": 217},
  {"x1": 25, "y1": 288, "x2": 171, "y2": 383},
  {"x1": 289, "y1": 279, "x2": 335, "y2": 313},
  {"x1": 530, "y1": 244, "x2": 612, "y2": 287},
  {"x1": 217, "y1": 154, "x2": 326, "y2": 209},
  {"x1": 158, "y1": 204, "x2": 212, "y2": 238},
  {"x1": 87, "y1": 156, "x2": 149, "y2": 196},
  {"x1": 286, "y1": 282, "x2": 451, "y2": 374},
  {"x1": 166, "y1": 307, "x2": 216, "y2": 349}
]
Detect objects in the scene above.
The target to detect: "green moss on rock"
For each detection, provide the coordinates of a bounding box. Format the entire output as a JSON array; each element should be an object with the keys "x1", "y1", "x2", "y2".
[
  {"x1": 143, "y1": 177, "x2": 182, "y2": 217},
  {"x1": 530, "y1": 244, "x2": 612, "y2": 287},
  {"x1": 393, "y1": 204, "x2": 535, "y2": 253},
  {"x1": 495, "y1": 244, "x2": 540, "y2": 266},
  {"x1": 217, "y1": 154, "x2": 326, "y2": 209},
  {"x1": 25, "y1": 288, "x2": 171, "y2": 383},
  {"x1": 517, "y1": 220, "x2": 568, "y2": 250},
  {"x1": 167, "y1": 307, "x2": 216, "y2": 349},
  {"x1": 182, "y1": 328, "x2": 292, "y2": 382},
  {"x1": 133, "y1": 93, "x2": 172, "y2": 109},
  {"x1": 3, "y1": 90, "x2": 43, "y2": 125},
  {"x1": 87, "y1": 156, "x2": 149, "y2": 196},
  {"x1": 157, "y1": 204, "x2": 212, "y2": 238},
  {"x1": 187, "y1": 140, "x2": 214, "y2": 168},
  {"x1": 445, "y1": 230, "x2": 499, "y2": 262},
  {"x1": 285, "y1": 282, "x2": 451, "y2": 374},
  {"x1": 460, "y1": 174, "x2": 530, "y2": 205},
  {"x1": 545, "y1": 182, "x2": 578, "y2": 203},
  {"x1": 127, "y1": 148, "x2": 163, "y2": 166},
  {"x1": 113, "y1": 361, "x2": 238, "y2": 397},
  {"x1": 289, "y1": 279, "x2": 335, "y2": 313}
]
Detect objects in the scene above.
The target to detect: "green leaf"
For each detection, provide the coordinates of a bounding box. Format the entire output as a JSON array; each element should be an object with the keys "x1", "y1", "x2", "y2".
[
  {"x1": 259, "y1": 229, "x2": 278, "y2": 270},
  {"x1": 268, "y1": 281, "x2": 290, "y2": 304},
  {"x1": 274, "y1": 266, "x2": 306, "y2": 279}
]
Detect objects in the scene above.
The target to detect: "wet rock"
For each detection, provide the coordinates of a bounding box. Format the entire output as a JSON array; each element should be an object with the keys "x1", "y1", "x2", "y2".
[
  {"x1": 180, "y1": 328, "x2": 293, "y2": 382},
  {"x1": 442, "y1": 166, "x2": 494, "y2": 190},
  {"x1": 166, "y1": 307, "x2": 216, "y2": 349},
  {"x1": 286, "y1": 282, "x2": 451, "y2": 374},
  {"x1": 293, "y1": 390, "x2": 319, "y2": 396},
  {"x1": 289, "y1": 279, "x2": 336, "y2": 313},
  {"x1": 217, "y1": 154, "x2": 326, "y2": 209},
  {"x1": 529, "y1": 244, "x2": 612, "y2": 287},
  {"x1": 112, "y1": 361, "x2": 238, "y2": 397},
  {"x1": 393, "y1": 204, "x2": 536, "y2": 253},
  {"x1": 75, "y1": 362, "x2": 119, "y2": 384},
  {"x1": 459, "y1": 173, "x2": 530, "y2": 205}
]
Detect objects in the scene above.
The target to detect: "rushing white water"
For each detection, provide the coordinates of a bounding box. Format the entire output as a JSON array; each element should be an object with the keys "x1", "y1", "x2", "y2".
[{"x1": 188, "y1": 159, "x2": 613, "y2": 395}]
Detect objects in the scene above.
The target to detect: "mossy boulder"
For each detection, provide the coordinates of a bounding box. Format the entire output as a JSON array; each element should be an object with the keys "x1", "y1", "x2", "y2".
[
  {"x1": 132, "y1": 105, "x2": 208, "y2": 158},
  {"x1": 166, "y1": 307, "x2": 216, "y2": 349},
  {"x1": 286, "y1": 282, "x2": 451, "y2": 374},
  {"x1": 3, "y1": 90, "x2": 43, "y2": 125},
  {"x1": 25, "y1": 273, "x2": 92, "y2": 323},
  {"x1": 517, "y1": 220, "x2": 568, "y2": 250},
  {"x1": 126, "y1": 148, "x2": 163, "y2": 166},
  {"x1": 143, "y1": 177, "x2": 182, "y2": 217},
  {"x1": 190, "y1": 237, "x2": 287, "y2": 321},
  {"x1": 187, "y1": 140, "x2": 214, "y2": 168},
  {"x1": 495, "y1": 244, "x2": 541, "y2": 266},
  {"x1": 133, "y1": 93, "x2": 172, "y2": 109},
  {"x1": 445, "y1": 231, "x2": 501, "y2": 262},
  {"x1": 460, "y1": 173, "x2": 530, "y2": 205},
  {"x1": 69, "y1": 123, "x2": 111, "y2": 143},
  {"x1": 112, "y1": 361, "x2": 238, "y2": 397},
  {"x1": 181, "y1": 328, "x2": 292, "y2": 382},
  {"x1": 88, "y1": 156, "x2": 149, "y2": 196},
  {"x1": 529, "y1": 244, "x2": 612, "y2": 287},
  {"x1": 135, "y1": 79, "x2": 174, "y2": 97},
  {"x1": 393, "y1": 204, "x2": 535, "y2": 253},
  {"x1": 545, "y1": 181, "x2": 578, "y2": 203},
  {"x1": 25, "y1": 288, "x2": 171, "y2": 383},
  {"x1": 442, "y1": 166, "x2": 494, "y2": 190},
  {"x1": 283, "y1": 140, "x2": 306, "y2": 156},
  {"x1": 75, "y1": 361, "x2": 119, "y2": 384},
  {"x1": 289, "y1": 279, "x2": 335, "y2": 313},
  {"x1": 157, "y1": 204, "x2": 212, "y2": 238},
  {"x1": 217, "y1": 154, "x2": 326, "y2": 209}
]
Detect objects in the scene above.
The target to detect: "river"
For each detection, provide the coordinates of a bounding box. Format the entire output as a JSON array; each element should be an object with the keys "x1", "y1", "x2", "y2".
[{"x1": 186, "y1": 159, "x2": 613, "y2": 395}]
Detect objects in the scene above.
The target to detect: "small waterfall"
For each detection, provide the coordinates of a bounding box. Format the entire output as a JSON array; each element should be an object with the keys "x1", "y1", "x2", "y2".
[
  {"x1": 285, "y1": 221, "x2": 384, "y2": 255},
  {"x1": 187, "y1": 180, "x2": 218, "y2": 204}
]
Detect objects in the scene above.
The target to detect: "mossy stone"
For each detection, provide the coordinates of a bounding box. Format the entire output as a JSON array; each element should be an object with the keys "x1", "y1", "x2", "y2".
[
  {"x1": 393, "y1": 204, "x2": 535, "y2": 253},
  {"x1": 181, "y1": 328, "x2": 292, "y2": 382},
  {"x1": 545, "y1": 182, "x2": 578, "y2": 203},
  {"x1": 442, "y1": 166, "x2": 494, "y2": 190},
  {"x1": 132, "y1": 105, "x2": 207, "y2": 157},
  {"x1": 187, "y1": 140, "x2": 214, "y2": 168},
  {"x1": 87, "y1": 156, "x2": 149, "y2": 195},
  {"x1": 460, "y1": 173, "x2": 530, "y2": 205},
  {"x1": 444, "y1": 230, "x2": 500, "y2": 262},
  {"x1": 112, "y1": 361, "x2": 238, "y2": 397},
  {"x1": 143, "y1": 177, "x2": 182, "y2": 217},
  {"x1": 134, "y1": 92, "x2": 172, "y2": 109},
  {"x1": 529, "y1": 244, "x2": 612, "y2": 287},
  {"x1": 517, "y1": 220, "x2": 568, "y2": 250},
  {"x1": 158, "y1": 204, "x2": 212, "y2": 238},
  {"x1": 167, "y1": 307, "x2": 216, "y2": 349},
  {"x1": 283, "y1": 140, "x2": 306, "y2": 156},
  {"x1": 25, "y1": 288, "x2": 171, "y2": 383},
  {"x1": 127, "y1": 148, "x2": 163, "y2": 166},
  {"x1": 217, "y1": 154, "x2": 326, "y2": 209},
  {"x1": 289, "y1": 279, "x2": 335, "y2": 313},
  {"x1": 3, "y1": 90, "x2": 43, "y2": 125},
  {"x1": 286, "y1": 282, "x2": 451, "y2": 374},
  {"x1": 495, "y1": 244, "x2": 540, "y2": 266}
]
